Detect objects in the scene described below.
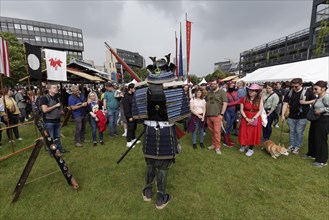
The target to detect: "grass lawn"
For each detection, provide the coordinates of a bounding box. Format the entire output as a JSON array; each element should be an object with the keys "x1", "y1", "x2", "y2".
[{"x1": 0, "y1": 120, "x2": 328, "y2": 219}]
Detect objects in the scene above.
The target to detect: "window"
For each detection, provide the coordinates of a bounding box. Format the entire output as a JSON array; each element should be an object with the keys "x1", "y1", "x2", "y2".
[
  {"x1": 47, "y1": 38, "x2": 53, "y2": 43},
  {"x1": 69, "y1": 40, "x2": 73, "y2": 45},
  {"x1": 52, "y1": 29, "x2": 57, "y2": 34},
  {"x1": 79, "y1": 42, "x2": 83, "y2": 47},
  {"x1": 53, "y1": 38, "x2": 58, "y2": 43},
  {"x1": 68, "y1": 31, "x2": 72, "y2": 36},
  {"x1": 41, "y1": 37, "x2": 47, "y2": 42},
  {"x1": 14, "y1": 23, "x2": 20, "y2": 29},
  {"x1": 63, "y1": 30, "x2": 67, "y2": 35},
  {"x1": 1, "y1": 23, "x2": 7, "y2": 28},
  {"x1": 59, "y1": 39, "x2": 63, "y2": 44},
  {"x1": 35, "y1": 36, "x2": 41, "y2": 41},
  {"x1": 7, "y1": 23, "x2": 14, "y2": 28},
  {"x1": 73, "y1": 32, "x2": 77, "y2": 37},
  {"x1": 78, "y1": 33, "x2": 82, "y2": 38},
  {"x1": 64, "y1": 40, "x2": 69, "y2": 45},
  {"x1": 34, "y1": 27, "x2": 40, "y2": 32},
  {"x1": 40, "y1": 27, "x2": 45, "y2": 32},
  {"x1": 57, "y1": 30, "x2": 62, "y2": 35},
  {"x1": 46, "y1": 29, "x2": 51, "y2": 33},
  {"x1": 28, "y1": 25, "x2": 33, "y2": 31},
  {"x1": 74, "y1": 41, "x2": 78, "y2": 46}
]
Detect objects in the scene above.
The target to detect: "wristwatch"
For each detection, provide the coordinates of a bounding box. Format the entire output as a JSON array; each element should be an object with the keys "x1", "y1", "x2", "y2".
[{"x1": 220, "y1": 113, "x2": 224, "y2": 116}]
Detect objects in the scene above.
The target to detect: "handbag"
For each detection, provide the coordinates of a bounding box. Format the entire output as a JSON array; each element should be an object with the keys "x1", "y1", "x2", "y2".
[
  {"x1": 307, "y1": 99, "x2": 320, "y2": 121},
  {"x1": 9, "y1": 98, "x2": 17, "y2": 113},
  {"x1": 261, "y1": 108, "x2": 268, "y2": 127},
  {"x1": 249, "y1": 117, "x2": 258, "y2": 127}
]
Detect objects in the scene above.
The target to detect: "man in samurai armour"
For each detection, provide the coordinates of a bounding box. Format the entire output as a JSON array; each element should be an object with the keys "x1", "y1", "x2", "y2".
[{"x1": 133, "y1": 55, "x2": 189, "y2": 210}]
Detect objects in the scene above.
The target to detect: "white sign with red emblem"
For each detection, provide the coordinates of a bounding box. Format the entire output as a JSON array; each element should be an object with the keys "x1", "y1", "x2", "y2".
[{"x1": 45, "y1": 49, "x2": 67, "y2": 81}]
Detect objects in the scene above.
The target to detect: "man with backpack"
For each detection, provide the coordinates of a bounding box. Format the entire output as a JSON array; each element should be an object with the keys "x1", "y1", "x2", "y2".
[
  {"x1": 281, "y1": 78, "x2": 316, "y2": 155},
  {"x1": 40, "y1": 83, "x2": 68, "y2": 154}
]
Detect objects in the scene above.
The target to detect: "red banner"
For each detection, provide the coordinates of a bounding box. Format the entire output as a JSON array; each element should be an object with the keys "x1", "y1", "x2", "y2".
[
  {"x1": 186, "y1": 20, "x2": 192, "y2": 74},
  {"x1": 175, "y1": 32, "x2": 178, "y2": 77}
]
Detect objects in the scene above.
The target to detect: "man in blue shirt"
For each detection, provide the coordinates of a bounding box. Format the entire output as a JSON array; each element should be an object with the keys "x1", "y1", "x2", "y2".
[
  {"x1": 68, "y1": 85, "x2": 88, "y2": 147},
  {"x1": 103, "y1": 83, "x2": 120, "y2": 137}
]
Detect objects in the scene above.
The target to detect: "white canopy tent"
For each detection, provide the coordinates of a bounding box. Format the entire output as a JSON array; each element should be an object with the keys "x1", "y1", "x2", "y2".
[
  {"x1": 240, "y1": 56, "x2": 329, "y2": 83},
  {"x1": 198, "y1": 78, "x2": 207, "y2": 85}
]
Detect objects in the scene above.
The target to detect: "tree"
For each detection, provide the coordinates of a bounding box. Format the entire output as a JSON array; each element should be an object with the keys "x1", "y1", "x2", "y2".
[
  {"x1": 189, "y1": 74, "x2": 199, "y2": 85},
  {"x1": 133, "y1": 67, "x2": 149, "y2": 81},
  {"x1": 0, "y1": 32, "x2": 26, "y2": 87}
]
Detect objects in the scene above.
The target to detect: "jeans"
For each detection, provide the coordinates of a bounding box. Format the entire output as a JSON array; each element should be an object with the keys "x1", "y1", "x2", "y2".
[
  {"x1": 74, "y1": 116, "x2": 87, "y2": 144},
  {"x1": 90, "y1": 117, "x2": 103, "y2": 142},
  {"x1": 224, "y1": 108, "x2": 236, "y2": 134},
  {"x1": 6, "y1": 114, "x2": 20, "y2": 140},
  {"x1": 45, "y1": 122, "x2": 62, "y2": 152},
  {"x1": 287, "y1": 118, "x2": 307, "y2": 148},
  {"x1": 192, "y1": 118, "x2": 205, "y2": 144},
  {"x1": 107, "y1": 109, "x2": 119, "y2": 136},
  {"x1": 262, "y1": 111, "x2": 276, "y2": 140},
  {"x1": 127, "y1": 120, "x2": 137, "y2": 142}
]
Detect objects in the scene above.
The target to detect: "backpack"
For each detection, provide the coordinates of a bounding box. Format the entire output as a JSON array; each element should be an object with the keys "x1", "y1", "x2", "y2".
[{"x1": 287, "y1": 87, "x2": 309, "y2": 104}]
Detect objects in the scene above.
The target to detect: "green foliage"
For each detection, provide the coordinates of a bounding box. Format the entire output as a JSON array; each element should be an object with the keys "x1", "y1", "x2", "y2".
[
  {"x1": 133, "y1": 67, "x2": 149, "y2": 81},
  {"x1": 189, "y1": 74, "x2": 199, "y2": 85},
  {"x1": 315, "y1": 19, "x2": 329, "y2": 58},
  {"x1": 0, "y1": 32, "x2": 26, "y2": 87},
  {"x1": 0, "y1": 121, "x2": 328, "y2": 219}
]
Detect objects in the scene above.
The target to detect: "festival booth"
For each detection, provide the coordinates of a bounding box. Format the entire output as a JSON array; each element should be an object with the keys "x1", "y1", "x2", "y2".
[{"x1": 240, "y1": 56, "x2": 329, "y2": 83}]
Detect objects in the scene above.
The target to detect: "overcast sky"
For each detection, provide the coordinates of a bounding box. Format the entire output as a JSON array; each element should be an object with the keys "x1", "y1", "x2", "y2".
[{"x1": 1, "y1": 0, "x2": 313, "y2": 76}]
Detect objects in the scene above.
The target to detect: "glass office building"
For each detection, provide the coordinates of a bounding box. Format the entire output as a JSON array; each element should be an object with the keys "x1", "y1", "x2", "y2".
[
  {"x1": 0, "y1": 16, "x2": 84, "y2": 59},
  {"x1": 239, "y1": 0, "x2": 329, "y2": 75}
]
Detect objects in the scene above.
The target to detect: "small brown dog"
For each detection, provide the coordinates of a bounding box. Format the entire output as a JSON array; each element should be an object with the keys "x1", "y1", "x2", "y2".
[{"x1": 263, "y1": 140, "x2": 289, "y2": 159}]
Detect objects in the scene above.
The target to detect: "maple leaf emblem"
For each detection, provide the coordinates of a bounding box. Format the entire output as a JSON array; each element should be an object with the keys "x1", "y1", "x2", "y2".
[{"x1": 49, "y1": 58, "x2": 63, "y2": 70}]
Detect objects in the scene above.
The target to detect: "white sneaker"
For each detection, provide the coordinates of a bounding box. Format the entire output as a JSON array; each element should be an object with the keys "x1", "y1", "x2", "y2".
[
  {"x1": 207, "y1": 145, "x2": 215, "y2": 150},
  {"x1": 122, "y1": 132, "x2": 127, "y2": 137},
  {"x1": 275, "y1": 124, "x2": 279, "y2": 128},
  {"x1": 287, "y1": 145, "x2": 294, "y2": 153},
  {"x1": 126, "y1": 142, "x2": 135, "y2": 148},
  {"x1": 292, "y1": 147, "x2": 300, "y2": 155},
  {"x1": 215, "y1": 148, "x2": 222, "y2": 155},
  {"x1": 17, "y1": 137, "x2": 23, "y2": 141},
  {"x1": 132, "y1": 139, "x2": 141, "y2": 144},
  {"x1": 245, "y1": 149, "x2": 254, "y2": 156},
  {"x1": 239, "y1": 146, "x2": 247, "y2": 152}
]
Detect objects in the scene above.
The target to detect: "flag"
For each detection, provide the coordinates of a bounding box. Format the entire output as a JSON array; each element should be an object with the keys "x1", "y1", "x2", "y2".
[
  {"x1": 45, "y1": 49, "x2": 67, "y2": 81},
  {"x1": 175, "y1": 31, "x2": 178, "y2": 77},
  {"x1": 25, "y1": 43, "x2": 42, "y2": 80},
  {"x1": 0, "y1": 37, "x2": 10, "y2": 77},
  {"x1": 179, "y1": 22, "x2": 183, "y2": 77},
  {"x1": 186, "y1": 19, "x2": 192, "y2": 74}
]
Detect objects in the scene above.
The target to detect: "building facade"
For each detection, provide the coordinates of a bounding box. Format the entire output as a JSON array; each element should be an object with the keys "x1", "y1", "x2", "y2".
[
  {"x1": 0, "y1": 16, "x2": 84, "y2": 59},
  {"x1": 240, "y1": 0, "x2": 329, "y2": 75},
  {"x1": 105, "y1": 48, "x2": 145, "y2": 74}
]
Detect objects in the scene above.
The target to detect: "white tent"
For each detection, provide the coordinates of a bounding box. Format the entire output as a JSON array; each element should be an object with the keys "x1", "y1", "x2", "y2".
[
  {"x1": 240, "y1": 56, "x2": 329, "y2": 83},
  {"x1": 198, "y1": 78, "x2": 207, "y2": 85},
  {"x1": 125, "y1": 79, "x2": 138, "y2": 86}
]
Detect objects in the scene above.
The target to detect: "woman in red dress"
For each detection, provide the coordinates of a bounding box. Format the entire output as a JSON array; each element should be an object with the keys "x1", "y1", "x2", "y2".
[{"x1": 238, "y1": 83, "x2": 263, "y2": 156}]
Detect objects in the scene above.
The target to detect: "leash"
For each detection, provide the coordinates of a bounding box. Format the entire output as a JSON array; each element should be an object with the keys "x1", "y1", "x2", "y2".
[{"x1": 279, "y1": 120, "x2": 284, "y2": 145}]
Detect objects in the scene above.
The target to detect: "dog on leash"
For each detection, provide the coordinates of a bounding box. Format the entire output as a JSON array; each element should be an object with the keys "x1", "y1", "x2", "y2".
[{"x1": 263, "y1": 140, "x2": 289, "y2": 159}]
